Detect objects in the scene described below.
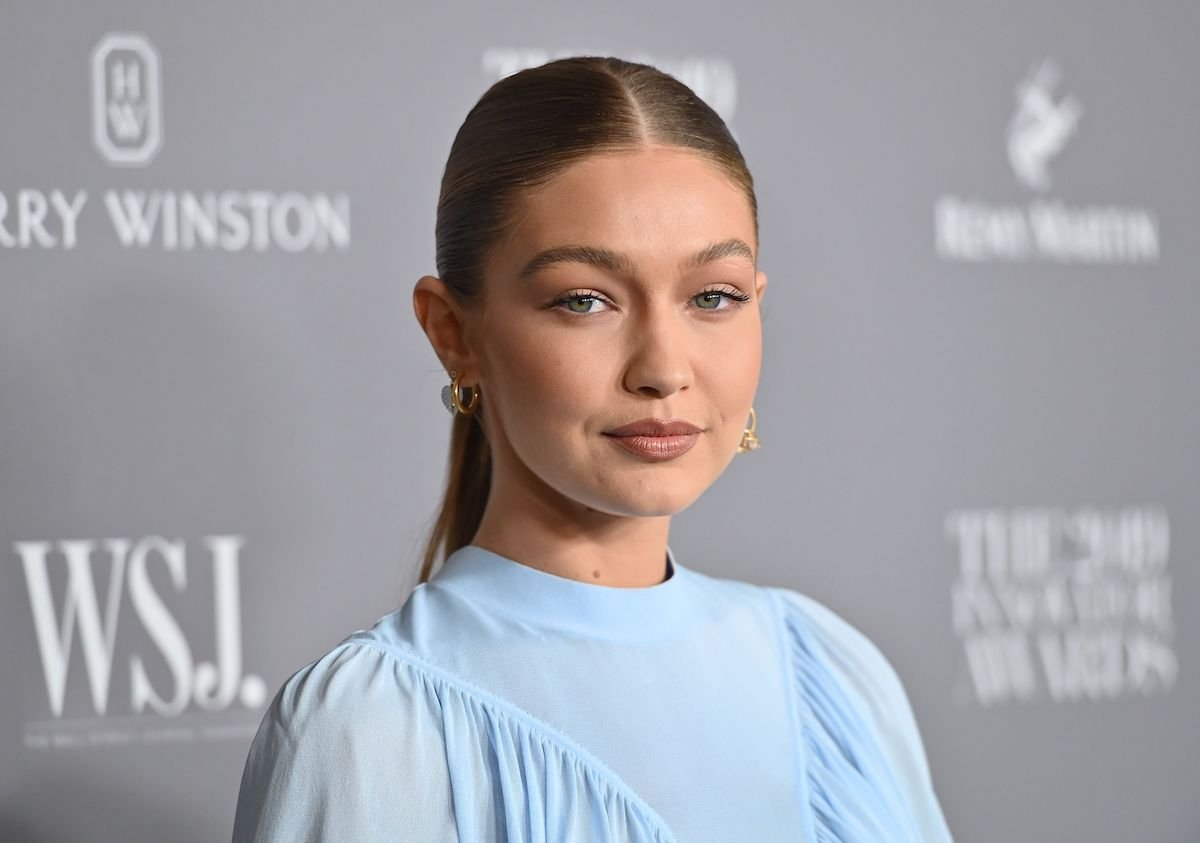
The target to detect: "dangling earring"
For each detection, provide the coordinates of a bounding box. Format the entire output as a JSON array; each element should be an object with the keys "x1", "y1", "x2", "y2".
[
  {"x1": 440, "y1": 370, "x2": 480, "y2": 416},
  {"x1": 737, "y1": 407, "x2": 760, "y2": 453}
]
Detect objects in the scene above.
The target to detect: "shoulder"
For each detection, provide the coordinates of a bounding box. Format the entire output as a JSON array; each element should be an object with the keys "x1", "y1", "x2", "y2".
[
  {"x1": 233, "y1": 637, "x2": 456, "y2": 841},
  {"x1": 241, "y1": 633, "x2": 448, "y2": 772},
  {"x1": 267, "y1": 636, "x2": 432, "y2": 736},
  {"x1": 685, "y1": 568, "x2": 920, "y2": 717}
]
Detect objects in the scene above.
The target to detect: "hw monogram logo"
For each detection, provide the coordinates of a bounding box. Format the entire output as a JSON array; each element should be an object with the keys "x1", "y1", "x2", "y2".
[
  {"x1": 1005, "y1": 59, "x2": 1082, "y2": 193},
  {"x1": 16, "y1": 535, "x2": 266, "y2": 720},
  {"x1": 91, "y1": 32, "x2": 163, "y2": 167}
]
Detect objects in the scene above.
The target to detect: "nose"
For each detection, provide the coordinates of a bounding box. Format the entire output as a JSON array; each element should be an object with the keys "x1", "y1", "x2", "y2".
[{"x1": 622, "y1": 306, "x2": 692, "y2": 399}]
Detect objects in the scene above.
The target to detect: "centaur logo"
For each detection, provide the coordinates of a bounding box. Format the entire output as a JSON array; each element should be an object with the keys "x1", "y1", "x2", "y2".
[
  {"x1": 16, "y1": 535, "x2": 267, "y2": 749},
  {"x1": 934, "y1": 58, "x2": 1159, "y2": 265},
  {"x1": 91, "y1": 32, "x2": 163, "y2": 167},
  {"x1": 1005, "y1": 59, "x2": 1082, "y2": 192}
]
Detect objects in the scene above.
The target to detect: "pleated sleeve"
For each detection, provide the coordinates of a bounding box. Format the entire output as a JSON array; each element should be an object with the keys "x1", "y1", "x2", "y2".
[
  {"x1": 775, "y1": 589, "x2": 955, "y2": 843},
  {"x1": 231, "y1": 640, "x2": 458, "y2": 842}
]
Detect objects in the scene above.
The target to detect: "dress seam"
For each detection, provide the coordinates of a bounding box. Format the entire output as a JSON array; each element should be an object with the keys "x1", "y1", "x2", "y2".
[{"x1": 343, "y1": 636, "x2": 678, "y2": 843}]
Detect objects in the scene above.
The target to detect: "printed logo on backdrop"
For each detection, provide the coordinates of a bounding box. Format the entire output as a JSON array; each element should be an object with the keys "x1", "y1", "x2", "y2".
[
  {"x1": 92, "y1": 32, "x2": 163, "y2": 166},
  {"x1": 946, "y1": 506, "x2": 1178, "y2": 706},
  {"x1": 16, "y1": 535, "x2": 267, "y2": 750},
  {"x1": 934, "y1": 59, "x2": 1160, "y2": 264},
  {"x1": 1005, "y1": 60, "x2": 1080, "y2": 193},
  {"x1": 481, "y1": 48, "x2": 738, "y2": 129},
  {"x1": 0, "y1": 32, "x2": 350, "y2": 253}
]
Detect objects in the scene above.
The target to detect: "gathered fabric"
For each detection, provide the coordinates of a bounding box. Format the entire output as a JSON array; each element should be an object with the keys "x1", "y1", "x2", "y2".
[{"x1": 234, "y1": 545, "x2": 953, "y2": 842}]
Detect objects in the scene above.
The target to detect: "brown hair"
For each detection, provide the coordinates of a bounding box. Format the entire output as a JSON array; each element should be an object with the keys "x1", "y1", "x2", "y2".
[{"x1": 418, "y1": 56, "x2": 759, "y2": 583}]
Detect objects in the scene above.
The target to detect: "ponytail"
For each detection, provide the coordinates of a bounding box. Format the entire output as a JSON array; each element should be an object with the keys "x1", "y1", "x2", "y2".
[{"x1": 418, "y1": 411, "x2": 491, "y2": 583}]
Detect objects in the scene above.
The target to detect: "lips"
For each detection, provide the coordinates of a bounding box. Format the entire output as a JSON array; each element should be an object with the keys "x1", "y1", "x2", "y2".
[
  {"x1": 605, "y1": 419, "x2": 703, "y2": 437},
  {"x1": 602, "y1": 418, "x2": 703, "y2": 461}
]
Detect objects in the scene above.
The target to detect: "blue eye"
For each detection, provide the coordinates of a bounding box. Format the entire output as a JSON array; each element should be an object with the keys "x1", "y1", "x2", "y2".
[
  {"x1": 555, "y1": 292, "x2": 610, "y2": 314},
  {"x1": 693, "y1": 289, "x2": 751, "y2": 310},
  {"x1": 565, "y1": 296, "x2": 597, "y2": 313}
]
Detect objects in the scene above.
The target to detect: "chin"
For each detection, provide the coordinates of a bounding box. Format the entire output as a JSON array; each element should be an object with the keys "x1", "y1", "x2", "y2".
[{"x1": 579, "y1": 483, "x2": 708, "y2": 519}]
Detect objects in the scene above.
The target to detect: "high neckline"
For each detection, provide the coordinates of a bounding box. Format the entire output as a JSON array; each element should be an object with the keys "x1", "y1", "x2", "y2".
[{"x1": 427, "y1": 544, "x2": 700, "y2": 641}]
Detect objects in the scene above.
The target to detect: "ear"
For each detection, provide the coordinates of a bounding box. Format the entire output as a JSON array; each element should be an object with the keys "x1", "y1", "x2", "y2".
[
  {"x1": 413, "y1": 275, "x2": 478, "y2": 379},
  {"x1": 754, "y1": 269, "x2": 768, "y2": 303}
]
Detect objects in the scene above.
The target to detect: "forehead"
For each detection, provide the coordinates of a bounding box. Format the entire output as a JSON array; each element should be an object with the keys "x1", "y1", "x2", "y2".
[{"x1": 491, "y1": 145, "x2": 756, "y2": 278}]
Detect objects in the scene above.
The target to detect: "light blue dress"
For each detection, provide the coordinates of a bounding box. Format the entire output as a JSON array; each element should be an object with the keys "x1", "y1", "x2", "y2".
[{"x1": 233, "y1": 545, "x2": 954, "y2": 842}]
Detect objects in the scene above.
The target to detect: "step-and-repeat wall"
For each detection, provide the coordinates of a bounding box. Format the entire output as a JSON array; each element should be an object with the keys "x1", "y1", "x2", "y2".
[{"x1": 2, "y1": 3, "x2": 1196, "y2": 841}]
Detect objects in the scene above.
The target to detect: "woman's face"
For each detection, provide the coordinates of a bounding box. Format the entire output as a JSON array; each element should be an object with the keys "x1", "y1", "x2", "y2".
[{"x1": 467, "y1": 144, "x2": 767, "y2": 519}]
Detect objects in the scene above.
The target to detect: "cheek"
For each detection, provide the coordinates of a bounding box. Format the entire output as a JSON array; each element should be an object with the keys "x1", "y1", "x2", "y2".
[
  {"x1": 698, "y1": 323, "x2": 762, "y2": 408},
  {"x1": 484, "y1": 321, "x2": 608, "y2": 431}
]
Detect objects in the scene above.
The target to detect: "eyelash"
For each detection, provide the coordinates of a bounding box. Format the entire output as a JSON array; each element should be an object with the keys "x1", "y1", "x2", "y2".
[{"x1": 552, "y1": 286, "x2": 751, "y2": 315}]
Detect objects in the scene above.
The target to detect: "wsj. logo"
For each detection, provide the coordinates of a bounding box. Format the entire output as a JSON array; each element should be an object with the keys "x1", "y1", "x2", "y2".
[
  {"x1": 91, "y1": 32, "x2": 163, "y2": 167},
  {"x1": 16, "y1": 535, "x2": 266, "y2": 719},
  {"x1": 1005, "y1": 59, "x2": 1082, "y2": 192}
]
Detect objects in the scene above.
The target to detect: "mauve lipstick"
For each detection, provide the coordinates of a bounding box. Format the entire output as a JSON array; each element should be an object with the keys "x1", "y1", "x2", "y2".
[{"x1": 602, "y1": 418, "x2": 703, "y2": 462}]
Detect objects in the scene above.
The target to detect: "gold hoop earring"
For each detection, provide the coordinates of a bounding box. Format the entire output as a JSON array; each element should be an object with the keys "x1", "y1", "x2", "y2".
[
  {"x1": 737, "y1": 406, "x2": 760, "y2": 453},
  {"x1": 440, "y1": 370, "x2": 480, "y2": 416}
]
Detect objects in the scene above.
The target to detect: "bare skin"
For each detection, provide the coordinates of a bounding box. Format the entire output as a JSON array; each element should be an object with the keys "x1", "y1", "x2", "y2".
[{"x1": 413, "y1": 144, "x2": 767, "y2": 588}]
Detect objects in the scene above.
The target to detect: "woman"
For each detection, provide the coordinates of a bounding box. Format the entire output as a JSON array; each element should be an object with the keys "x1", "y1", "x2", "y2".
[{"x1": 233, "y1": 56, "x2": 954, "y2": 842}]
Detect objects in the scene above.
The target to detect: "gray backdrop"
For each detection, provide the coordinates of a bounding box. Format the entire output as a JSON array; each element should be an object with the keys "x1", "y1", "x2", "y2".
[{"x1": 2, "y1": 2, "x2": 1196, "y2": 841}]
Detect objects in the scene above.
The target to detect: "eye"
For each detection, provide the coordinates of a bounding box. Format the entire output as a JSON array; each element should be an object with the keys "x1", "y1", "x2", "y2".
[
  {"x1": 692, "y1": 287, "x2": 751, "y2": 311},
  {"x1": 553, "y1": 291, "x2": 612, "y2": 315}
]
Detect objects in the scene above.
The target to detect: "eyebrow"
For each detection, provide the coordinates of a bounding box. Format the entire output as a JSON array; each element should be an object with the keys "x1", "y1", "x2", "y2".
[{"x1": 515, "y1": 237, "x2": 755, "y2": 282}]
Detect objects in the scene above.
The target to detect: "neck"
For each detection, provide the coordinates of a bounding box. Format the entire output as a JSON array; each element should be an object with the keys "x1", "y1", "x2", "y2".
[{"x1": 471, "y1": 472, "x2": 673, "y2": 589}]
